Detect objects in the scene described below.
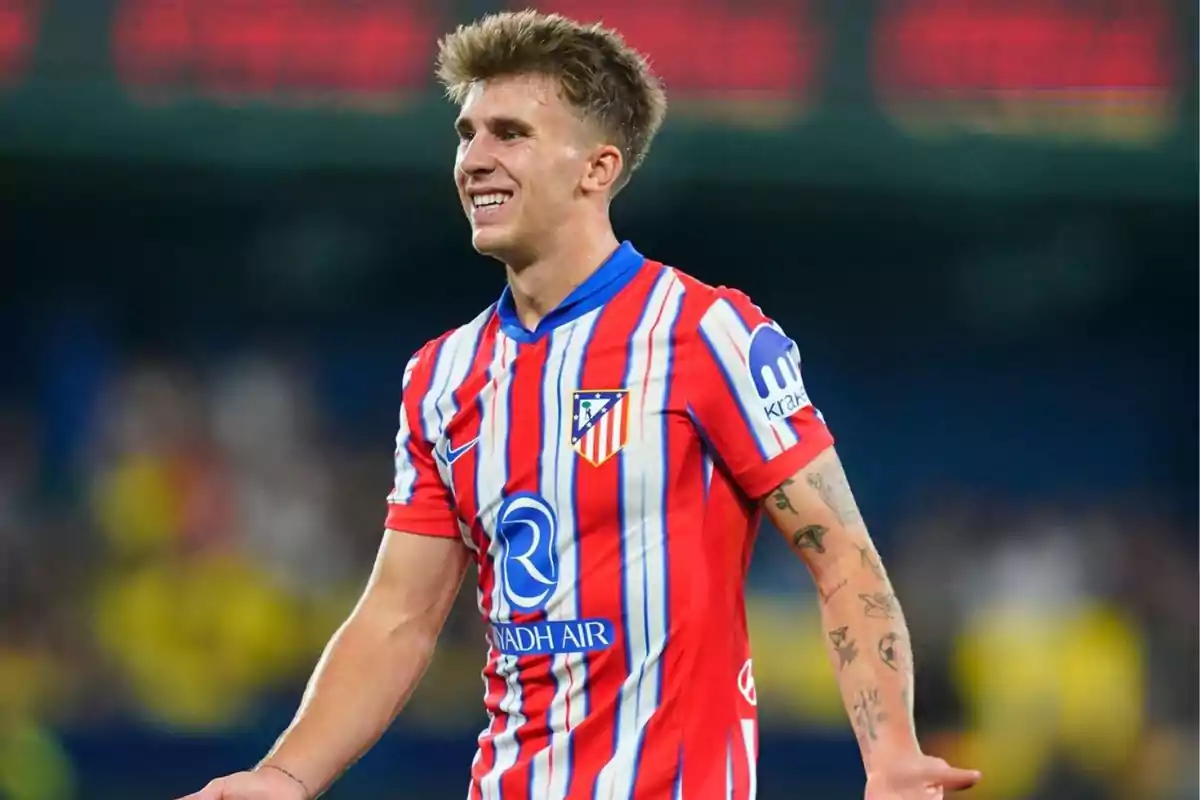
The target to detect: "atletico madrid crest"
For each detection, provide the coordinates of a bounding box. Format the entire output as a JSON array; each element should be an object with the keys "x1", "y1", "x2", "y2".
[{"x1": 571, "y1": 390, "x2": 630, "y2": 467}]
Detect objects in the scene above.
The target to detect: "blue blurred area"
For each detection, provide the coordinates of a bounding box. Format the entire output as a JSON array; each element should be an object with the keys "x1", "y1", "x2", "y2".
[{"x1": 1, "y1": 2, "x2": 1197, "y2": 799}]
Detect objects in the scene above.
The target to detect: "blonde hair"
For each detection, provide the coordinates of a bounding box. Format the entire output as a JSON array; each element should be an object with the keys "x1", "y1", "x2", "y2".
[{"x1": 436, "y1": 10, "x2": 667, "y2": 193}]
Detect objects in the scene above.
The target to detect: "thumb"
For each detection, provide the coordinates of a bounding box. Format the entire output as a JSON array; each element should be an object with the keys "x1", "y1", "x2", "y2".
[
  {"x1": 924, "y1": 764, "x2": 982, "y2": 791},
  {"x1": 176, "y1": 780, "x2": 225, "y2": 800}
]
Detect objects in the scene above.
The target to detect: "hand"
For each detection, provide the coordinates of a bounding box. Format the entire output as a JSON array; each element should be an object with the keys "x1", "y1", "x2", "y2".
[
  {"x1": 865, "y1": 754, "x2": 981, "y2": 799},
  {"x1": 175, "y1": 767, "x2": 310, "y2": 800}
]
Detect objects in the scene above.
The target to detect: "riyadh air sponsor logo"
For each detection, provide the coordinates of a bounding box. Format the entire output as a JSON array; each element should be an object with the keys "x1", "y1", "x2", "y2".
[
  {"x1": 746, "y1": 323, "x2": 810, "y2": 421},
  {"x1": 492, "y1": 491, "x2": 614, "y2": 655},
  {"x1": 491, "y1": 619, "x2": 614, "y2": 656}
]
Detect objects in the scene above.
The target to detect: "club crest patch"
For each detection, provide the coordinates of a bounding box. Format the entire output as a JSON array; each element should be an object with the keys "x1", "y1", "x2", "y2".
[{"x1": 571, "y1": 390, "x2": 630, "y2": 466}]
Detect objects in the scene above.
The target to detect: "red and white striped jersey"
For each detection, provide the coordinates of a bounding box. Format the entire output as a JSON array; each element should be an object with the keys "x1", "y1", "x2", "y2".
[{"x1": 385, "y1": 242, "x2": 834, "y2": 800}]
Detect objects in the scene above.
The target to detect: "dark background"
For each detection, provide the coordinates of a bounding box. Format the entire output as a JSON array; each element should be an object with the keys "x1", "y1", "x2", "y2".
[{"x1": 1, "y1": 1, "x2": 1196, "y2": 798}]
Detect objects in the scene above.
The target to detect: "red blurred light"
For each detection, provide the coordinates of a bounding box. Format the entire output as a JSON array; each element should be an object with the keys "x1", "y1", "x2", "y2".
[
  {"x1": 113, "y1": 0, "x2": 439, "y2": 103},
  {"x1": 873, "y1": 0, "x2": 1177, "y2": 95},
  {"x1": 529, "y1": 0, "x2": 822, "y2": 98},
  {"x1": 0, "y1": 0, "x2": 42, "y2": 88}
]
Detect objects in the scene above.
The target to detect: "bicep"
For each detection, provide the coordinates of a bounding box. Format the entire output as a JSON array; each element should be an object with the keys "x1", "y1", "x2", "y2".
[
  {"x1": 763, "y1": 445, "x2": 875, "y2": 572},
  {"x1": 358, "y1": 530, "x2": 470, "y2": 636},
  {"x1": 688, "y1": 291, "x2": 834, "y2": 500}
]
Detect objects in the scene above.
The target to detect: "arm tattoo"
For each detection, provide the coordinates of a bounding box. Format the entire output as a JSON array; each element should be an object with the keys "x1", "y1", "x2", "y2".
[
  {"x1": 852, "y1": 688, "x2": 888, "y2": 748},
  {"x1": 770, "y1": 478, "x2": 797, "y2": 515},
  {"x1": 791, "y1": 524, "x2": 828, "y2": 554},
  {"x1": 858, "y1": 545, "x2": 886, "y2": 581},
  {"x1": 819, "y1": 578, "x2": 848, "y2": 605},
  {"x1": 829, "y1": 625, "x2": 859, "y2": 670},
  {"x1": 859, "y1": 592, "x2": 898, "y2": 620},
  {"x1": 877, "y1": 632, "x2": 902, "y2": 671},
  {"x1": 804, "y1": 460, "x2": 862, "y2": 527}
]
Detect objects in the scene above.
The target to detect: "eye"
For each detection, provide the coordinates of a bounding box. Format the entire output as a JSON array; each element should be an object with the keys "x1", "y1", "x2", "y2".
[{"x1": 496, "y1": 127, "x2": 525, "y2": 142}]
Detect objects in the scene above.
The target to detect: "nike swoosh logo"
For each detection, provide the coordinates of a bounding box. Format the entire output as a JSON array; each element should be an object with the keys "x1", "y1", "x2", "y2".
[{"x1": 445, "y1": 437, "x2": 479, "y2": 465}]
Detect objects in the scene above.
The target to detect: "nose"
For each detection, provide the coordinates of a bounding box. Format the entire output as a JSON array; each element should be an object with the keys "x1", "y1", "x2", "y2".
[{"x1": 458, "y1": 135, "x2": 496, "y2": 178}]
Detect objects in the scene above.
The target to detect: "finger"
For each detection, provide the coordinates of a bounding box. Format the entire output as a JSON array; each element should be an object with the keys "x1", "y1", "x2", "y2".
[
  {"x1": 924, "y1": 766, "x2": 982, "y2": 791},
  {"x1": 175, "y1": 783, "x2": 223, "y2": 800}
]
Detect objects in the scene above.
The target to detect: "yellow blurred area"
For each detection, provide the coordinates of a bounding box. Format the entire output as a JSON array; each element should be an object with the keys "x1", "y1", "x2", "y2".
[
  {"x1": 92, "y1": 556, "x2": 309, "y2": 730},
  {"x1": 747, "y1": 593, "x2": 1151, "y2": 799},
  {"x1": 93, "y1": 453, "x2": 184, "y2": 555},
  {"x1": 951, "y1": 602, "x2": 1144, "y2": 799},
  {"x1": 0, "y1": 720, "x2": 76, "y2": 800},
  {"x1": 887, "y1": 92, "x2": 1177, "y2": 147},
  {"x1": 746, "y1": 595, "x2": 846, "y2": 727}
]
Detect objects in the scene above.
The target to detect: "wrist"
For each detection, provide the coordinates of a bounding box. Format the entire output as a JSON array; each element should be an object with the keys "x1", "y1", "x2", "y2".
[
  {"x1": 257, "y1": 763, "x2": 314, "y2": 799},
  {"x1": 867, "y1": 737, "x2": 922, "y2": 770}
]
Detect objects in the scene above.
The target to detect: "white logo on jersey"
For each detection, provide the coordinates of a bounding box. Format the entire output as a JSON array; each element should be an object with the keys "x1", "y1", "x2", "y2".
[{"x1": 738, "y1": 658, "x2": 758, "y2": 706}]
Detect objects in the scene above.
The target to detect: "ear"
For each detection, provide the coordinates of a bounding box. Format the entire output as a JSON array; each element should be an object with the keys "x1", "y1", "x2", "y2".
[{"x1": 580, "y1": 144, "x2": 624, "y2": 195}]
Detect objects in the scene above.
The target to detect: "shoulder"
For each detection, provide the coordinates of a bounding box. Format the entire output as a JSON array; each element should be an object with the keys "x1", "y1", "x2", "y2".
[
  {"x1": 656, "y1": 264, "x2": 772, "y2": 335},
  {"x1": 404, "y1": 302, "x2": 498, "y2": 393}
]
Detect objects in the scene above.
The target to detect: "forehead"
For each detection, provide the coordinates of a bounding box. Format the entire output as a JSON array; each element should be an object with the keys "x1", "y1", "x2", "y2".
[{"x1": 457, "y1": 73, "x2": 580, "y2": 129}]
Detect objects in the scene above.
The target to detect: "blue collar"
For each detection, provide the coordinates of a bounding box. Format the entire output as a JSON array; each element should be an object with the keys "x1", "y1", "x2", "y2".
[{"x1": 496, "y1": 241, "x2": 645, "y2": 343}]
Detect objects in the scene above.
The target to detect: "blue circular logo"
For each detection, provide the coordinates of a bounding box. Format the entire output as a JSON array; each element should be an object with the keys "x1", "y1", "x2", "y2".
[
  {"x1": 747, "y1": 323, "x2": 802, "y2": 401},
  {"x1": 496, "y1": 492, "x2": 559, "y2": 612}
]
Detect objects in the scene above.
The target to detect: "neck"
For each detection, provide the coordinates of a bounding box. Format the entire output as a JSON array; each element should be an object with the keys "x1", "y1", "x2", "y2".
[{"x1": 505, "y1": 220, "x2": 620, "y2": 331}]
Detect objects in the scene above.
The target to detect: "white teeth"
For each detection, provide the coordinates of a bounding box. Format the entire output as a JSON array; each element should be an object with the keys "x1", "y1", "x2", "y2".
[{"x1": 472, "y1": 192, "x2": 509, "y2": 208}]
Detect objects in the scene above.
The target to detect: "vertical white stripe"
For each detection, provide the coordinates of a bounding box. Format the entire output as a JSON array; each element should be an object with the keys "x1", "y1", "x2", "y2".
[
  {"x1": 725, "y1": 737, "x2": 734, "y2": 800},
  {"x1": 698, "y1": 299, "x2": 801, "y2": 456},
  {"x1": 740, "y1": 719, "x2": 758, "y2": 800},
  {"x1": 388, "y1": 352, "x2": 423, "y2": 503},
  {"x1": 533, "y1": 310, "x2": 602, "y2": 800},
  {"x1": 477, "y1": 335, "x2": 519, "y2": 800},
  {"x1": 420, "y1": 306, "x2": 496, "y2": 466},
  {"x1": 596, "y1": 271, "x2": 685, "y2": 799},
  {"x1": 597, "y1": 410, "x2": 611, "y2": 462}
]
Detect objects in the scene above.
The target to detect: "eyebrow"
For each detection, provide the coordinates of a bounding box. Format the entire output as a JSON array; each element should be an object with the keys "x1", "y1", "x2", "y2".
[{"x1": 455, "y1": 116, "x2": 535, "y2": 136}]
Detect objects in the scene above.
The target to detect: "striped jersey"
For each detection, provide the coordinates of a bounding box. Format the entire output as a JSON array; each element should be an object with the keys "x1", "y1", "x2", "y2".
[{"x1": 385, "y1": 242, "x2": 834, "y2": 799}]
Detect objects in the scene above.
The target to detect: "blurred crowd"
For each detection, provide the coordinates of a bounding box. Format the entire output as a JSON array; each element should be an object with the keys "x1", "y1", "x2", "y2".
[{"x1": 0, "y1": 350, "x2": 1195, "y2": 800}]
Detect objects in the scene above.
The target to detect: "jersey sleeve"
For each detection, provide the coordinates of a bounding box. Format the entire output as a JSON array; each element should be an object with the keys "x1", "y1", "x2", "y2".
[
  {"x1": 383, "y1": 345, "x2": 460, "y2": 538},
  {"x1": 687, "y1": 288, "x2": 835, "y2": 501}
]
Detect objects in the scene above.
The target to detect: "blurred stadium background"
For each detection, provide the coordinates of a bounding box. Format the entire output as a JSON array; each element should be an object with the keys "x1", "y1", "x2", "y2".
[{"x1": 1, "y1": 0, "x2": 1197, "y2": 798}]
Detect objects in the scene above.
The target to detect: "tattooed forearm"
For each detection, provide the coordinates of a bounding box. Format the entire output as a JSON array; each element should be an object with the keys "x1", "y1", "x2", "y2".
[
  {"x1": 829, "y1": 626, "x2": 859, "y2": 670},
  {"x1": 770, "y1": 478, "x2": 797, "y2": 515},
  {"x1": 858, "y1": 544, "x2": 886, "y2": 581},
  {"x1": 877, "y1": 632, "x2": 901, "y2": 671},
  {"x1": 819, "y1": 578, "x2": 848, "y2": 605},
  {"x1": 791, "y1": 524, "x2": 828, "y2": 553},
  {"x1": 804, "y1": 458, "x2": 862, "y2": 527},
  {"x1": 851, "y1": 688, "x2": 888, "y2": 749},
  {"x1": 860, "y1": 592, "x2": 898, "y2": 620}
]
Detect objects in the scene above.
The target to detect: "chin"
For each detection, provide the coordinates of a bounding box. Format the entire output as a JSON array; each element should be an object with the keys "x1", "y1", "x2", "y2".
[{"x1": 471, "y1": 226, "x2": 519, "y2": 260}]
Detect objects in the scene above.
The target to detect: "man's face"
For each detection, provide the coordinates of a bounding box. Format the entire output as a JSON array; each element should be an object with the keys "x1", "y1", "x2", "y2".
[{"x1": 454, "y1": 73, "x2": 595, "y2": 264}]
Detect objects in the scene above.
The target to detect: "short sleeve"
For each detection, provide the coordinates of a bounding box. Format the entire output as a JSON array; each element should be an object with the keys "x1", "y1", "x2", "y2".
[
  {"x1": 384, "y1": 347, "x2": 460, "y2": 538},
  {"x1": 688, "y1": 289, "x2": 834, "y2": 501}
]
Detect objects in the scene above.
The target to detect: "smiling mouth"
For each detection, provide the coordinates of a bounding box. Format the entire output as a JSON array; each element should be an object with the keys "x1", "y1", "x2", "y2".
[{"x1": 472, "y1": 191, "x2": 512, "y2": 210}]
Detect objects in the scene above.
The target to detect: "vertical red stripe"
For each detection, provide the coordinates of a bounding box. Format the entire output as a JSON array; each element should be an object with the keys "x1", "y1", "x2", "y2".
[
  {"x1": 469, "y1": 325, "x2": 507, "y2": 794},
  {"x1": 486, "y1": 337, "x2": 549, "y2": 798},
  {"x1": 446, "y1": 318, "x2": 499, "y2": 549},
  {"x1": 629, "y1": 275, "x2": 701, "y2": 799},
  {"x1": 561, "y1": 264, "x2": 659, "y2": 793}
]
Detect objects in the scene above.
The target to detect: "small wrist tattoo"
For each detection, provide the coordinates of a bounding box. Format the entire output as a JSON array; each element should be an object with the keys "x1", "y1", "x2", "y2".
[{"x1": 259, "y1": 764, "x2": 312, "y2": 797}]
